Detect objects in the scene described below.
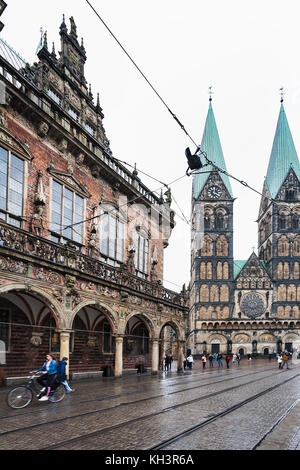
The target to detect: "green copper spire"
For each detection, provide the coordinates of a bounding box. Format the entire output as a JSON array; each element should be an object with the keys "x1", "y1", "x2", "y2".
[
  {"x1": 193, "y1": 101, "x2": 233, "y2": 199},
  {"x1": 265, "y1": 102, "x2": 300, "y2": 199}
]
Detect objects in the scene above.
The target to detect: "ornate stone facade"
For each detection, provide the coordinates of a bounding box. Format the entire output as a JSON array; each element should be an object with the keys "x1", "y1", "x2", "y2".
[
  {"x1": 0, "y1": 17, "x2": 188, "y2": 381},
  {"x1": 188, "y1": 101, "x2": 300, "y2": 357}
]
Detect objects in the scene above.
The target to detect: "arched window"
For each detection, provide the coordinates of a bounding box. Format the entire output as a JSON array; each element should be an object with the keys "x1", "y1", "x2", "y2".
[{"x1": 201, "y1": 235, "x2": 213, "y2": 256}]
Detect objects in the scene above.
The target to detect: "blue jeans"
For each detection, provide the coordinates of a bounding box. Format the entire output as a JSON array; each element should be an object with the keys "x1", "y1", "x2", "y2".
[
  {"x1": 218, "y1": 360, "x2": 223, "y2": 367},
  {"x1": 61, "y1": 380, "x2": 72, "y2": 392}
]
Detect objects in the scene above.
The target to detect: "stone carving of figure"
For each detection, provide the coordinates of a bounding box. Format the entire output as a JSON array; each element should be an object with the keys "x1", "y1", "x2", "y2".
[
  {"x1": 32, "y1": 205, "x2": 45, "y2": 237},
  {"x1": 88, "y1": 224, "x2": 99, "y2": 258}
]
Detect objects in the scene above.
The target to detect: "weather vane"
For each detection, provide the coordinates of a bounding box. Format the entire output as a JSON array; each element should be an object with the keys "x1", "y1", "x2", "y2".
[
  {"x1": 208, "y1": 86, "x2": 213, "y2": 102},
  {"x1": 279, "y1": 87, "x2": 284, "y2": 103}
]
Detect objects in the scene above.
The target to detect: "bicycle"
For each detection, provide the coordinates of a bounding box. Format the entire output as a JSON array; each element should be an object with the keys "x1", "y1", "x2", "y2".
[{"x1": 6, "y1": 372, "x2": 66, "y2": 409}]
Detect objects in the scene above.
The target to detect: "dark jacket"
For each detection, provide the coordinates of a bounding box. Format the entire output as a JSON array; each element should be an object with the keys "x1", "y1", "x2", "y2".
[{"x1": 56, "y1": 360, "x2": 67, "y2": 380}]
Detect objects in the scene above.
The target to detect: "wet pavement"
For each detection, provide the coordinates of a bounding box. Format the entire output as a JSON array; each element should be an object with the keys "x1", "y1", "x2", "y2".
[{"x1": 0, "y1": 357, "x2": 299, "y2": 451}]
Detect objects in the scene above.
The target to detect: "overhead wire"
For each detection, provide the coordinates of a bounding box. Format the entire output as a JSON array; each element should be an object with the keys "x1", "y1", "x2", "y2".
[{"x1": 84, "y1": 0, "x2": 273, "y2": 202}]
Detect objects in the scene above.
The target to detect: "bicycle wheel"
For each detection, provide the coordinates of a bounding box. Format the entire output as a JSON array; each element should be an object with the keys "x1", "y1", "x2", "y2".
[
  {"x1": 49, "y1": 385, "x2": 65, "y2": 403},
  {"x1": 7, "y1": 386, "x2": 33, "y2": 409}
]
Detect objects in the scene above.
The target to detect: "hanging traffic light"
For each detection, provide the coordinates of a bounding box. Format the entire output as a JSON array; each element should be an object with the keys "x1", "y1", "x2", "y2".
[{"x1": 185, "y1": 147, "x2": 203, "y2": 171}]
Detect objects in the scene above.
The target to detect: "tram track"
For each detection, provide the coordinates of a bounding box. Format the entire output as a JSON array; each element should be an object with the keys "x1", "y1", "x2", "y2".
[
  {"x1": 0, "y1": 365, "x2": 280, "y2": 421},
  {"x1": 148, "y1": 372, "x2": 300, "y2": 450},
  {"x1": 24, "y1": 369, "x2": 300, "y2": 450}
]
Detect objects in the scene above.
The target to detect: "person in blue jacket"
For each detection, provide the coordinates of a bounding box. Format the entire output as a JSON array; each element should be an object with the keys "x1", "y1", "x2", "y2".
[
  {"x1": 36, "y1": 353, "x2": 57, "y2": 401},
  {"x1": 56, "y1": 357, "x2": 74, "y2": 393}
]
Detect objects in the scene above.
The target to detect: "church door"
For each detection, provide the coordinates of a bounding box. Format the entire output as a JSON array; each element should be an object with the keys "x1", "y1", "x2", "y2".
[{"x1": 211, "y1": 343, "x2": 220, "y2": 354}]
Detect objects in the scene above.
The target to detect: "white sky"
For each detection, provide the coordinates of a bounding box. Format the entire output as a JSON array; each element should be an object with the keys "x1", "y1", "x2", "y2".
[{"x1": 2, "y1": 0, "x2": 300, "y2": 291}]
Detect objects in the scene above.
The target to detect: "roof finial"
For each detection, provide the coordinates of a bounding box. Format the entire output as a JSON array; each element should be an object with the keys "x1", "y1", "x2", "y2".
[
  {"x1": 279, "y1": 87, "x2": 284, "y2": 103},
  {"x1": 208, "y1": 86, "x2": 213, "y2": 102}
]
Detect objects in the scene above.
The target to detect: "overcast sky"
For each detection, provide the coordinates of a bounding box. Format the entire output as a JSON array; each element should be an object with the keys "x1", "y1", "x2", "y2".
[{"x1": 2, "y1": 0, "x2": 300, "y2": 291}]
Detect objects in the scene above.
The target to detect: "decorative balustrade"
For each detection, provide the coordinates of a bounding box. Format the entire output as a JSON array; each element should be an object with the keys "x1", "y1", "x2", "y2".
[{"x1": 0, "y1": 221, "x2": 187, "y2": 307}]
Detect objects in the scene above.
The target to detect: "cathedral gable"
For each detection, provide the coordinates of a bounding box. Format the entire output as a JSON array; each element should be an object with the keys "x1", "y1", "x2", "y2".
[
  {"x1": 196, "y1": 171, "x2": 233, "y2": 202},
  {"x1": 235, "y1": 252, "x2": 272, "y2": 290},
  {"x1": 275, "y1": 168, "x2": 300, "y2": 201}
]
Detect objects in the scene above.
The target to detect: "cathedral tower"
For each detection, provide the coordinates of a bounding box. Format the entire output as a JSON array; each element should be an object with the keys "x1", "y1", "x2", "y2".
[
  {"x1": 258, "y1": 100, "x2": 300, "y2": 337},
  {"x1": 189, "y1": 99, "x2": 235, "y2": 354}
]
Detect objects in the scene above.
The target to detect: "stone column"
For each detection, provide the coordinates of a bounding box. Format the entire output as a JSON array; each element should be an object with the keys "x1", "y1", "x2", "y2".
[
  {"x1": 60, "y1": 331, "x2": 70, "y2": 378},
  {"x1": 114, "y1": 335, "x2": 123, "y2": 377},
  {"x1": 177, "y1": 340, "x2": 184, "y2": 372},
  {"x1": 151, "y1": 339, "x2": 159, "y2": 375}
]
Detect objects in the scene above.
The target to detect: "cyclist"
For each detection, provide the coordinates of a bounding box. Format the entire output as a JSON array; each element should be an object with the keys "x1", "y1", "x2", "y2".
[{"x1": 36, "y1": 353, "x2": 57, "y2": 401}]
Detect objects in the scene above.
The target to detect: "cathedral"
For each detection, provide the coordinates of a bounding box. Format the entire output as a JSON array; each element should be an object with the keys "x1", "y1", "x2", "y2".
[{"x1": 189, "y1": 97, "x2": 300, "y2": 358}]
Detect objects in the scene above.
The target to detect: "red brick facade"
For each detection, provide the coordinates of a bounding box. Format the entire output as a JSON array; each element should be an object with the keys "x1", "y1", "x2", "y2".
[{"x1": 0, "y1": 17, "x2": 188, "y2": 382}]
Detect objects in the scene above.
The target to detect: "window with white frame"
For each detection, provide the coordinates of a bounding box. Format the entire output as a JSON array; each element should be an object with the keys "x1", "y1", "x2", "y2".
[
  {"x1": 135, "y1": 231, "x2": 149, "y2": 278},
  {"x1": 100, "y1": 209, "x2": 125, "y2": 266},
  {"x1": 0, "y1": 146, "x2": 24, "y2": 228},
  {"x1": 50, "y1": 180, "x2": 84, "y2": 244}
]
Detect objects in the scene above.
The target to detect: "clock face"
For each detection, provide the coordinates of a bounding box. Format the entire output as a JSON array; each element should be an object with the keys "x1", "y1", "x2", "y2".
[{"x1": 208, "y1": 186, "x2": 221, "y2": 199}]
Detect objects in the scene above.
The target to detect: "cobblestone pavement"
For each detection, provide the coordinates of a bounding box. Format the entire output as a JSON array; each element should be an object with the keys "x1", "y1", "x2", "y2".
[{"x1": 0, "y1": 358, "x2": 299, "y2": 451}]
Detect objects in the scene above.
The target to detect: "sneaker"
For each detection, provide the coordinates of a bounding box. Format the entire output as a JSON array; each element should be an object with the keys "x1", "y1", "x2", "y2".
[{"x1": 38, "y1": 396, "x2": 48, "y2": 401}]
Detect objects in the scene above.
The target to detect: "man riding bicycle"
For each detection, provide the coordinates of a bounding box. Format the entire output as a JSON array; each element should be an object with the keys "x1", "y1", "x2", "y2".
[{"x1": 35, "y1": 353, "x2": 57, "y2": 401}]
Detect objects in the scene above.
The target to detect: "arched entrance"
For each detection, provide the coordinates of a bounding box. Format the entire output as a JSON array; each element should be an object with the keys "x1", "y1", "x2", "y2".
[
  {"x1": 159, "y1": 321, "x2": 181, "y2": 371},
  {"x1": 70, "y1": 302, "x2": 117, "y2": 377},
  {"x1": 123, "y1": 314, "x2": 153, "y2": 372},
  {"x1": 0, "y1": 286, "x2": 61, "y2": 380}
]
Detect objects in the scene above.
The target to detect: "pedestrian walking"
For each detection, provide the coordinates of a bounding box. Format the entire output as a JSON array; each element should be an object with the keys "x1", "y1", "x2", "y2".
[
  {"x1": 225, "y1": 354, "x2": 231, "y2": 369},
  {"x1": 277, "y1": 354, "x2": 283, "y2": 369},
  {"x1": 36, "y1": 353, "x2": 57, "y2": 401},
  {"x1": 282, "y1": 352, "x2": 290, "y2": 369},
  {"x1": 217, "y1": 353, "x2": 223, "y2": 368},
  {"x1": 236, "y1": 353, "x2": 240, "y2": 366},
  {"x1": 183, "y1": 354, "x2": 187, "y2": 370},
  {"x1": 201, "y1": 354, "x2": 206, "y2": 369},
  {"x1": 187, "y1": 354, "x2": 193, "y2": 369},
  {"x1": 209, "y1": 354, "x2": 214, "y2": 368},
  {"x1": 56, "y1": 357, "x2": 74, "y2": 393},
  {"x1": 164, "y1": 354, "x2": 170, "y2": 371}
]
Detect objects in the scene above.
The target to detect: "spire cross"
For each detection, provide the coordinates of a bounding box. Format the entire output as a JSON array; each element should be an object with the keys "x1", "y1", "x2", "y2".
[{"x1": 279, "y1": 87, "x2": 284, "y2": 103}]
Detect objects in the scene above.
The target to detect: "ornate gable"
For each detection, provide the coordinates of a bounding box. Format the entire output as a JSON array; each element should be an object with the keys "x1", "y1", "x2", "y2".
[
  {"x1": 48, "y1": 167, "x2": 90, "y2": 198},
  {"x1": 236, "y1": 252, "x2": 272, "y2": 289},
  {"x1": 196, "y1": 171, "x2": 233, "y2": 202},
  {"x1": 275, "y1": 167, "x2": 300, "y2": 201}
]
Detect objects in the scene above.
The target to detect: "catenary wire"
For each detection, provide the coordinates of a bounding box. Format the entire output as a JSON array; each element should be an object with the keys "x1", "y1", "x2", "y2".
[{"x1": 84, "y1": 0, "x2": 273, "y2": 203}]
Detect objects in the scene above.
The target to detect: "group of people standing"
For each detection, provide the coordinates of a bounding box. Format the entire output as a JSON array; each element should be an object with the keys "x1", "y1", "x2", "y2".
[{"x1": 164, "y1": 353, "x2": 174, "y2": 371}]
